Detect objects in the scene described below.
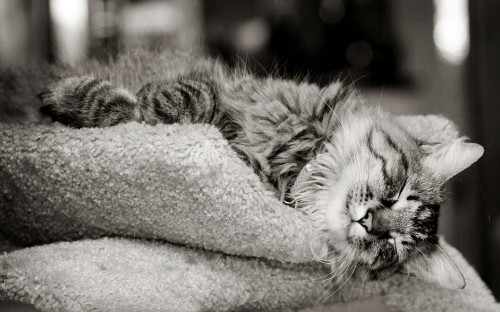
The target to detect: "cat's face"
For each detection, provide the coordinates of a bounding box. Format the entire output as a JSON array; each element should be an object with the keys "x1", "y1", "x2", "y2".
[{"x1": 298, "y1": 105, "x2": 483, "y2": 289}]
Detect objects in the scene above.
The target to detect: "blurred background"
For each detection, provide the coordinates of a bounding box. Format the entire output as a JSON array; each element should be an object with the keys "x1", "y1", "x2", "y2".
[{"x1": 0, "y1": 0, "x2": 499, "y2": 301}]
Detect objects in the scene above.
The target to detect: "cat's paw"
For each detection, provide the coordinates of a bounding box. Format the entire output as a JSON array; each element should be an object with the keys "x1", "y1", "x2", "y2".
[
  {"x1": 39, "y1": 76, "x2": 139, "y2": 128},
  {"x1": 38, "y1": 89, "x2": 60, "y2": 121},
  {"x1": 38, "y1": 76, "x2": 94, "y2": 126}
]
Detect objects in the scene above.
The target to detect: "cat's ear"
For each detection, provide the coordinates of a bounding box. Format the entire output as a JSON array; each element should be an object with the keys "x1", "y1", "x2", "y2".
[
  {"x1": 318, "y1": 82, "x2": 358, "y2": 117},
  {"x1": 421, "y1": 138, "x2": 483, "y2": 182},
  {"x1": 320, "y1": 82, "x2": 343, "y2": 99},
  {"x1": 402, "y1": 244, "x2": 465, "y2": 289}
]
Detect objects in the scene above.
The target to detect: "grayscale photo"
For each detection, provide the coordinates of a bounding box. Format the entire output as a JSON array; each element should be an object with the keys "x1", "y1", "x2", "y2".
[{"x1": 0, "y1": 0, "x2": 499, "y2": 311}]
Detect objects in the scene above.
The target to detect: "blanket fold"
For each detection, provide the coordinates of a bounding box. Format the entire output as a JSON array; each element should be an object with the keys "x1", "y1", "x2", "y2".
[
  {"x1": 0, "y1": 115, "x2": 498, "y2": 311},
  {"x1": 0, "y1": 122, "x2": 320, "y2": 263},
  {"x1": 0, "y1": 237, "x2": 498, "y2": 312}
]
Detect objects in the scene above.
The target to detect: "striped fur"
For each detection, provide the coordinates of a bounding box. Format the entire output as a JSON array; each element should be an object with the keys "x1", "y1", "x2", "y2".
[
  {"x1": 39, "y1": 76, "x2": 138, "y2": 128},
  {"x1": 136, "y1": 74, "x2": 220, "y2": 125},
  {"x1": 38, "y1": 58, "x2": 483, "y2": 289}
]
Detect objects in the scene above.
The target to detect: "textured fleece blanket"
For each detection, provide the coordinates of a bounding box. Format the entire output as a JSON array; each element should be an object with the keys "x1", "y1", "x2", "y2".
[{"x1": 0, "y1": 116, "x2": 498, "y2": 311}]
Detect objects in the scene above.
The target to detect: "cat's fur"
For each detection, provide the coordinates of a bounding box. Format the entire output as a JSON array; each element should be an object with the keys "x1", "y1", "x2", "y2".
[{"x1": 28, "y1": 51, "x2": 483, "y2": 289}]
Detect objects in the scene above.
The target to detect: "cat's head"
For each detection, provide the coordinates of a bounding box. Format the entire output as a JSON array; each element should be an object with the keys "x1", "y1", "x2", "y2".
[{"x1": 295, "y1": 92, "x2": 483, "y2": 289}]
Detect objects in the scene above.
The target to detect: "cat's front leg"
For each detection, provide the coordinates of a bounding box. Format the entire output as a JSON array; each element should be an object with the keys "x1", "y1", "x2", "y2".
[
  {"x1": 135, "y1": 77, "x2": 219, "y2": 126},
  {"x1": 39, "y1": 76, "x2": 139, "y2": 128}
]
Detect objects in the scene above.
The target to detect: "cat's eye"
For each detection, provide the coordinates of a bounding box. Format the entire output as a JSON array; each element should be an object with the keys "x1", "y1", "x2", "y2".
[
  {"x1": 380, "y1": 198, "x2": 396, "y2": 208},
  {"x1": 407, "y1": 195, "x2": 419, "y2": 201},
  {"x1": 378, "y1": 231, "x2": 391, "y2": 240},
  {"x1": 397, "y1": 177, "x2": 408, "y2": 197},
  {"x1": 381, "y1": 177, "x2": 408, "y2": 208}
]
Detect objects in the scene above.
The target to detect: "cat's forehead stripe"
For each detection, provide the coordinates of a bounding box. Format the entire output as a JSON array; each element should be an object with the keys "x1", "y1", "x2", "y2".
[
  {"x1": 382, "y1": 131, "x2": 409, "y2": 171},
  {"x1": 367, "y1": 128, "x2": 409, "y2": 185}
]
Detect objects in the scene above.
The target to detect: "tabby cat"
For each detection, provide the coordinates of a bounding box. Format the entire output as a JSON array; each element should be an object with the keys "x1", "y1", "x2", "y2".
[{"x1": 38, "y1": 58, "x2": 483, "y2": 289}]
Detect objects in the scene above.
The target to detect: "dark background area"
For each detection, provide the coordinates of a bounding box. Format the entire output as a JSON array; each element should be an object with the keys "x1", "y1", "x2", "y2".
[{"x1": 0, "y1": 0, "x2": 499, "y2": 302}]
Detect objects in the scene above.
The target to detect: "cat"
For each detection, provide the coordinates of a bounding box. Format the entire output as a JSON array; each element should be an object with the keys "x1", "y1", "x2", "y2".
[{"x1": 37, "y1": 54, "x2": 483, "y2": 290}]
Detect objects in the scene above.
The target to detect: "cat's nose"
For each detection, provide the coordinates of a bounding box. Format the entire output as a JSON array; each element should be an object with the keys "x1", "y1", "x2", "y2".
[
  {"x1": 370, "y1": 209, "x2": 393, "y2": 235},
  {"x1": 357, "y1": 211, "x2": 373, "y2": 232}
]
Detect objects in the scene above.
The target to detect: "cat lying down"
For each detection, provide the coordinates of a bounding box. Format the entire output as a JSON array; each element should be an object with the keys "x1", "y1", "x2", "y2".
[{"x1": 35, "y1": 51, "x2": 483, "y2": 290}]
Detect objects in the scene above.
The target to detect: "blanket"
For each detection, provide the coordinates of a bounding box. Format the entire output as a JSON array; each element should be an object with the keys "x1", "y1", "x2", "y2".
[{"x1": 0, "y1": 115, "x2": 498, "y2": 311}]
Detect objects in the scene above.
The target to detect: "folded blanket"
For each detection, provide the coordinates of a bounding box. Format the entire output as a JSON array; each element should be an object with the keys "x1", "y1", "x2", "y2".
[
  {"x1": 0, "y1": 122, "x2": 320, "y2": 263},
  {"x1": 0, "y1": 236, "x2": 497, "y2": 312},
  {"x1": 0, "y1": 116, "x2": 498, "y2": 311}
]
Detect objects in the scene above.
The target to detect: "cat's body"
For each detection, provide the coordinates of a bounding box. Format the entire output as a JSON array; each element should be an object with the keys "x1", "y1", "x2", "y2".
[
  {"x1": 39, "y1": 65, "x2": 353, "y2": 202},
  {"x1": 35, "y1": 51, "x2": 483, "y2": 290}
]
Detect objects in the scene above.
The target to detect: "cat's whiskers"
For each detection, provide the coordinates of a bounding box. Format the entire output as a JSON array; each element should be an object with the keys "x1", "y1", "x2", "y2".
[
  {"x1": 329, "y1": 246, "x2": 357, "y2": 277},
  {"x1": 318, "y1": 244, "x2": 352, "y2": 265},
  {"x1": 309, "y1": 253, "x2": 354, "y2": 284},
  {"x1": 319, "y1": 257, "x2": 358, "y2": 304},
  {"x1": 301, "y1": 246, "x2": 354, "y2": 284},
  {"x1": 309, "y1": 240, "x2": 349, "y2": 264},
  {"x1": 328, "y1": 248, "x2": 356, "y2": 278},
  {"x1": 313, "y1": 249, "x2": 355, "y2": 289}
]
